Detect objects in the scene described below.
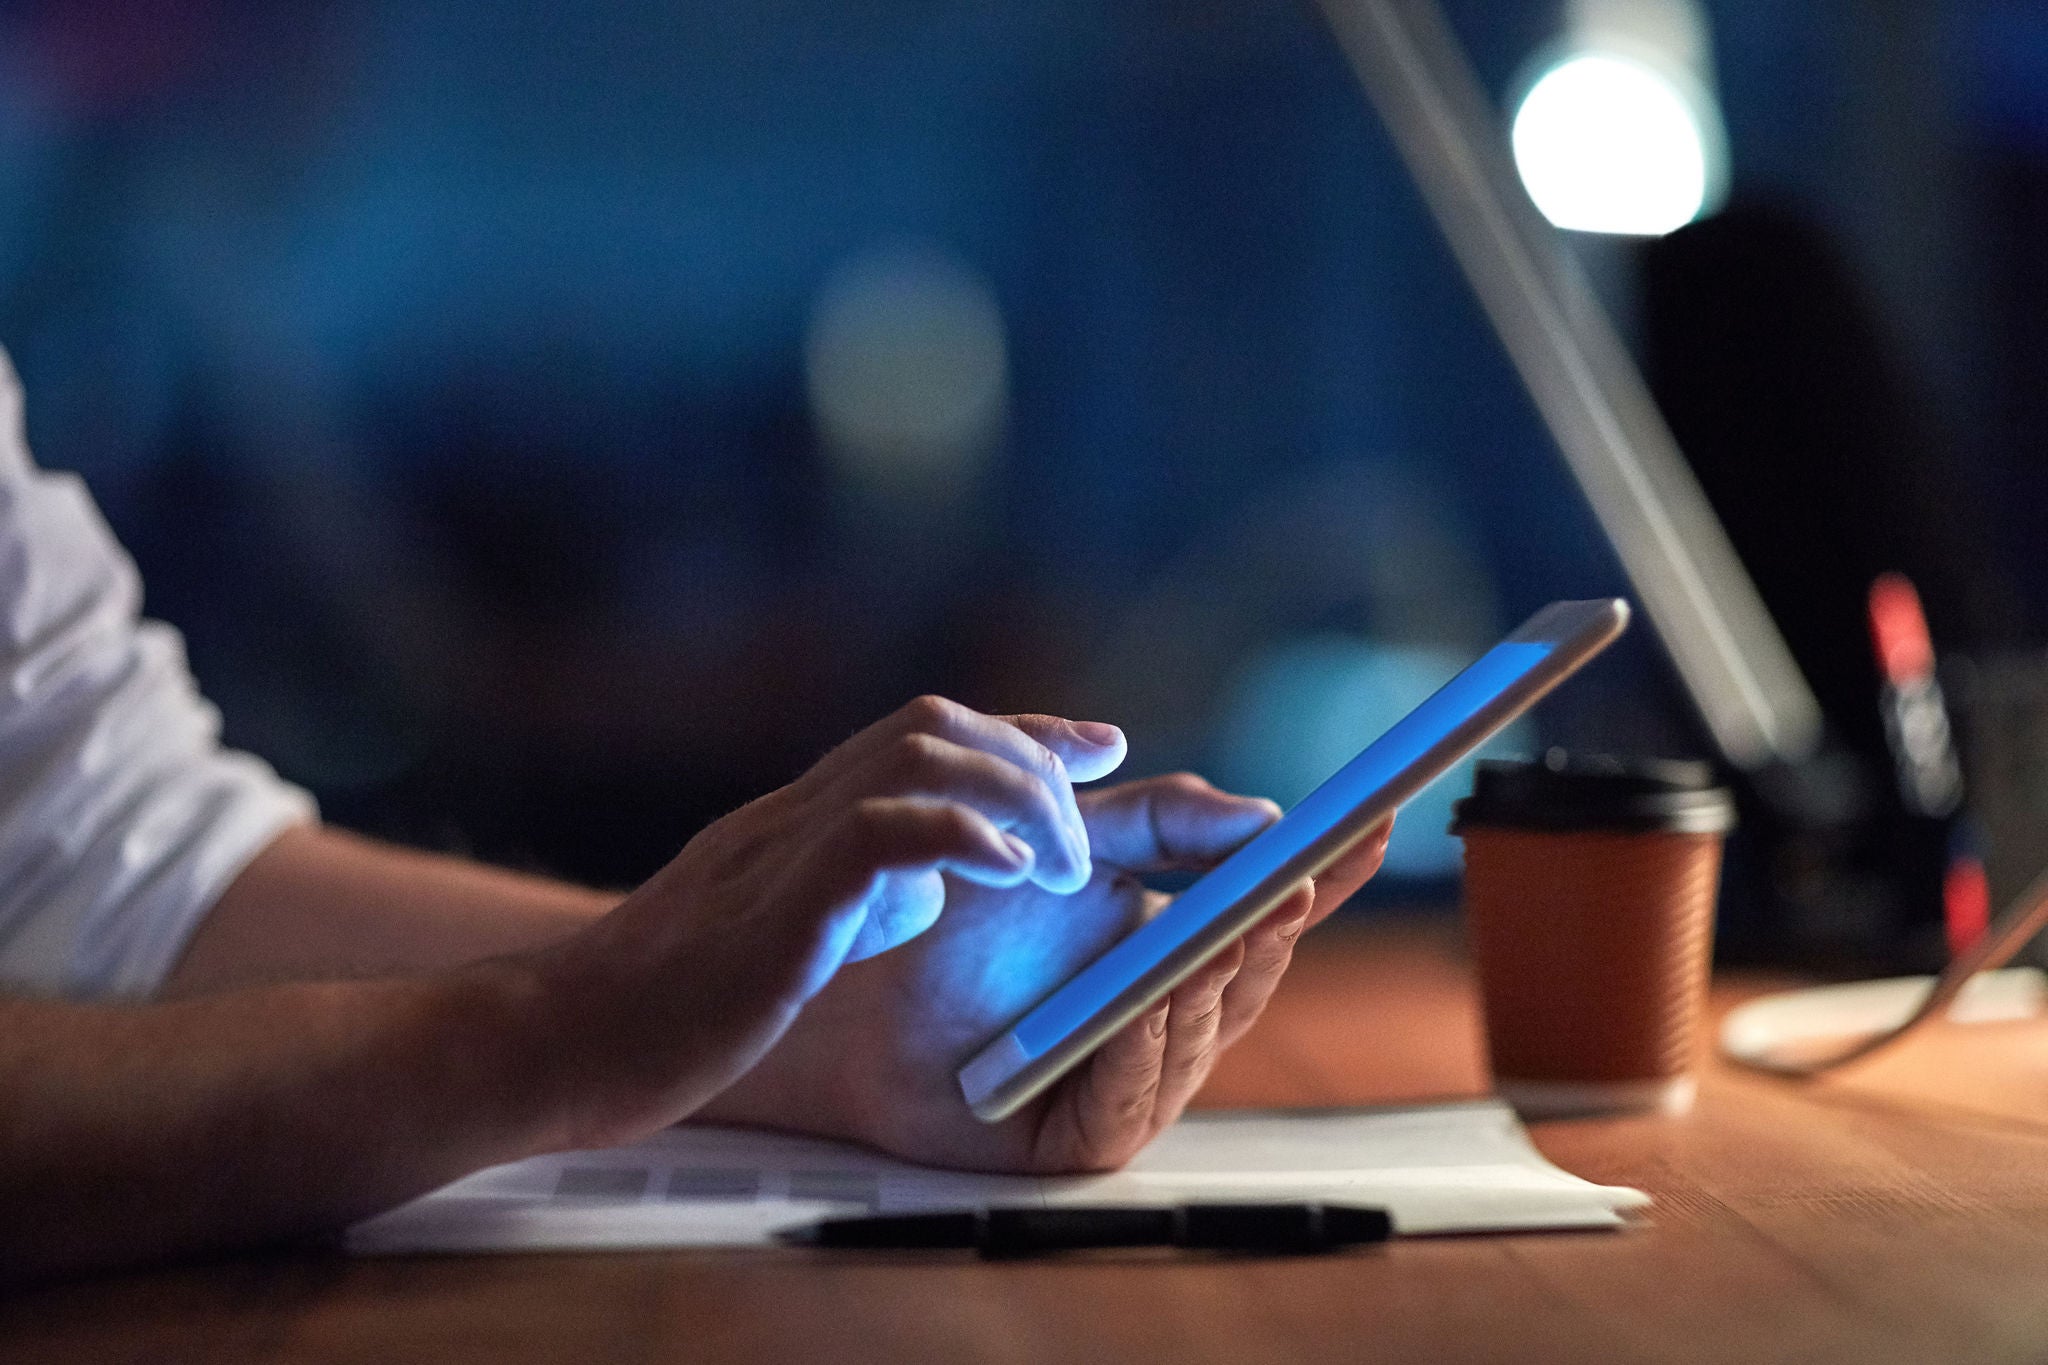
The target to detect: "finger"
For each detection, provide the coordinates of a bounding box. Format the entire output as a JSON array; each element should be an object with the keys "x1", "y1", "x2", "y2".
[
  {"x1": 761, "y1": 797, "x2": 1032, "y2": 999},
  {"x1": 840, "y1": 731, "x2": 1089, "y2": 892},
  {"x1": 1079, "y1": 773, "x2": 1280, "y2": 872},
  {"x1": 816, "y1": 696, "x2": 1124, "y2": 794},
  {"x1": 802, "y1": 799, "x2": 1028, "y2": 974},
  {"x1": 1214, "y1": 881, "x2": 1314, "y2": 1052},
  {"x1": 934, "y1": 708, "x2": 1125, "y2": 872},
  {"x1": 1150, "y1": 936, "x2": 1245, "y2": 1124},
  {"x1": 805, "y1": 796, "x2": 1034, "y2": 914},
  {"x1": 871, "y1": 696, "x2": 1125, "y2": 786},
  {"x1": 1034, "y1": 998, "x2": 1171, "y2": 1172},
  {"x1": 1305, "y1": 815, "x2": 1393, "y2": 928},
  {"x1": 855, "y1": 697, "x2": 1124, "y2": 885},
  {"x1": 994, "y1": 713, "x2": 1128, "y2": 784}
]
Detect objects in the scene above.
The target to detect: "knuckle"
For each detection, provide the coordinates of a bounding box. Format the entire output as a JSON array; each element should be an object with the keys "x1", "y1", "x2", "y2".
[
  {"x1": 892, "y1": 729, "x2": 948, "y2": 776},
  {"x1": 900, "y1": 693, "x2": 961, "y2": 732},
  {"x1": 852, "y1": 794, "x2": 932, "y2": 847},
  {"x1": 841, "y1": 797, "x2": 892, "y2": 843},
  {"x1": 1016, "y1": 771, "x2": 1064, "y2": 821},
  {"x1": 1114, "y1": 1094, "x2": 1153, "y2": 1128},
  {"x1": 1161, "y1": 771, "x2": 1211, "y2": 798},
  {"x1": 940, "y1": 801, "x2": 981, "y2": 835},
  {"x1": 927, "y1": 801, "x2": 983, "y2": 846},
  {"x1": 1018, "y1": 736, "x2": 1064, "y2": 782},
  {"x1": 1096, "y1": 1067, "x2": 1155, "y2": 1122},
  {"x1": 1186, "y1": 995, "x2": 1226, "y2": 1032},
  {"x1": 1163, "y1": 1043, "x2": 1213, "y2": 1086}
]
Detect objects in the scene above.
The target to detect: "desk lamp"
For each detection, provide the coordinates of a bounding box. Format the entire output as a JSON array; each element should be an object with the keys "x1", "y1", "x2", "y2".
[{"x1": 1310, "y1": 0, "x2": 2048, "y2": 1063}]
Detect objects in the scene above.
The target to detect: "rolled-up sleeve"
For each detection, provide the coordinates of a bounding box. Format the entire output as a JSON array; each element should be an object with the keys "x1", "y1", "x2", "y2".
[{"x1": 0, "y1": 352, "x2": 315, "y2": 999}]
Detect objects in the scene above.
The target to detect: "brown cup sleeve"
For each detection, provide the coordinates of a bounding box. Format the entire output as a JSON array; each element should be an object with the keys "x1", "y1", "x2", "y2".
[{"x1": 1460, "y1": 827, "x2": 1723, "y2": 1085}]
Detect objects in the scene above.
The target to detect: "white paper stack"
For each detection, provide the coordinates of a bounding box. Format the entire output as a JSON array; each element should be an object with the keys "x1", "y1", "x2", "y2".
[{"x1": 347, "y1": 1098, "x2": 1648, "y2": 1256}]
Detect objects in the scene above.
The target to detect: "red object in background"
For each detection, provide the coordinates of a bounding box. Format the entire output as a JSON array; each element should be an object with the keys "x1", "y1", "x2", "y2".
[
  {"x1": 1869, "y1": 572, "x2": 1980, "y2": 957},
  {"x1": 1868, "y1": 572, "x2": 1935, "y2": 686},
  {"x1": 1944, "y1": 855, "x2": 1990, "y2": 959}
]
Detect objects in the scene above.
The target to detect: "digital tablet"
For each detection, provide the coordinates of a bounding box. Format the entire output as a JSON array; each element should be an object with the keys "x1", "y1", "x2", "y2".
[{"x1": 957, "y1": 597, "x2": 1631, "y2": 1122}]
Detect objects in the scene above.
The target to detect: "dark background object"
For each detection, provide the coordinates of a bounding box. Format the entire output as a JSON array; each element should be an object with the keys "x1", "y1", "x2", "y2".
[
  {"x1": 1639, "y1": 199, "x2": 2021, "y2": 965},
  {"x1": 0, "y1": 1, "x2": 2044, "y2": 960}
]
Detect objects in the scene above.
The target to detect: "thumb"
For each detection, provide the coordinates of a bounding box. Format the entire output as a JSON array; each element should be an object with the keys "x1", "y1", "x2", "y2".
[{"x1": 1080, "y1": 774, "x2": 1281, "y2": 871}]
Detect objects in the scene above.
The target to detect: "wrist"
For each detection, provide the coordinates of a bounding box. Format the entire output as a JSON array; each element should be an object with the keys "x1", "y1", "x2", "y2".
[
  {"x1": 688, "y1": 993, "x2": 878, "y2": 1150},
  {"x1": 437, "y1": 949, "x2": 622, "y2": 1158},
  {"x1": 497, "y1": 921, "x2": 728, "y2": 1153}
]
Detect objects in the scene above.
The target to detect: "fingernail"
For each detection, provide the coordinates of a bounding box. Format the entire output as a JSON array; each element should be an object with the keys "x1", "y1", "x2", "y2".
[
  {"x1": 1000, "y1": 832, "x2": 1035, "y2": 868},
  {"x1": 1071, "y1": 721, "x2": 1123, "y2": 747}
]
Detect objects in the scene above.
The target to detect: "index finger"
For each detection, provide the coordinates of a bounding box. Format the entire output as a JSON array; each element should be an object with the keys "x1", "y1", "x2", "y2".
[
  {"x1": 812, "y1": 698, "x2": 1127, "y2": 885},
  {"x1": 814, "y1": 697, "x2": 1127, "y2": 787}
]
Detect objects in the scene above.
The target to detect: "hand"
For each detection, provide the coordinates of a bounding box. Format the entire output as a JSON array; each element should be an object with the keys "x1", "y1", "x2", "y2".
[
  {"x1": 531, "y1": 696, "x2": 1129, "y2": 1149},
  {"x1": 695, "y1": 773, "x2": 1391, "y2": 1173}
]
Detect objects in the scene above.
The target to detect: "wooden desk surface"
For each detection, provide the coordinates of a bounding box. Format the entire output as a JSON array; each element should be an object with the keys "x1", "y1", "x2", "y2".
[{"x1": 10, "y1": 916, "x2": 2048, "y2": 1365}]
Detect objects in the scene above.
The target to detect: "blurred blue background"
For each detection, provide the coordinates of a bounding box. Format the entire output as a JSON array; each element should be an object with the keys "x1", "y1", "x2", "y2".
[{"x1": 0, "y1": 0, "x2": 2041, "y2": 897}]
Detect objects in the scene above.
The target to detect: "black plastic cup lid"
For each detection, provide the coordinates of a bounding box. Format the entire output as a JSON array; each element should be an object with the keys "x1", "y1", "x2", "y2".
[{"x1": 1449, "y1": 750, "x2": 1736, "y2": 836}]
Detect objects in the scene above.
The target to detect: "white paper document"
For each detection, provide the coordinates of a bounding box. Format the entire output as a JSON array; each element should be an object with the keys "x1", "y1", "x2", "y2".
[{"x1": 347, "y1": 1098, "x2": 1648, "y2": 1256}]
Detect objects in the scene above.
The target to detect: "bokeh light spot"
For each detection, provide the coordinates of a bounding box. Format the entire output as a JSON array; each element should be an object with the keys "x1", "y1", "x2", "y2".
[{"x1": 1511, "y1": 53, "x2": 1712, "y2": 237}]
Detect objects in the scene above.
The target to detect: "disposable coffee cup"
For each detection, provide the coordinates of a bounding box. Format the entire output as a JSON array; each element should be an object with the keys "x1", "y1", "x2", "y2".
[{"x1": 1451, "y1": 752, "x2": 1736, "y2": 1119}]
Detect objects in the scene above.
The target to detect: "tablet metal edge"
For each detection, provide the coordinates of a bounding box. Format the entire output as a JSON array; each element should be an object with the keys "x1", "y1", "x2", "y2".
[
  {"x1": 958, "y1": 1033, "x2": 1031, "y2": 1115},
  {"x1": 958, "y1": 598, "x2": 1630, "y2": 1124}
]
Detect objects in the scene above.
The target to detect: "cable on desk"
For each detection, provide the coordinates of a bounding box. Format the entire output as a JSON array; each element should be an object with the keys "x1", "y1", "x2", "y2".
[{"x1": 1721, "y1": 865, "x2": 2048, "y2": 1077}]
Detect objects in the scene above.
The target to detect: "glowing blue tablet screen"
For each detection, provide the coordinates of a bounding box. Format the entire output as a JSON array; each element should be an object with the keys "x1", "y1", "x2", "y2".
[{"x1": 1010, "y1": 640, "x2": 1555, "y2": 1057}]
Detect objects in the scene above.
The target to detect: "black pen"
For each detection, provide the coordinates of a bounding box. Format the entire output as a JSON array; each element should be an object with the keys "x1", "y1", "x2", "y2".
[{"x1": 777, "y1": 1202, "x2": 1393, "y2": 1258}]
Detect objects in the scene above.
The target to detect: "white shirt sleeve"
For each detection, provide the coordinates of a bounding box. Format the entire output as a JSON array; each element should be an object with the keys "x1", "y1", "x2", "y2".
[{"x1": 0, "y1": 351, "x2": 316, "y2": 999}]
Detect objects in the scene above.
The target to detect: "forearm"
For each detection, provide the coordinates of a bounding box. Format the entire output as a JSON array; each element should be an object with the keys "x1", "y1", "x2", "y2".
[
  {"x1": 164, "y1": 825, "x2": 617, "y2": 997},
  {"x1": 0, "y1": 961, "x2": 582, "y2": 1284}
]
